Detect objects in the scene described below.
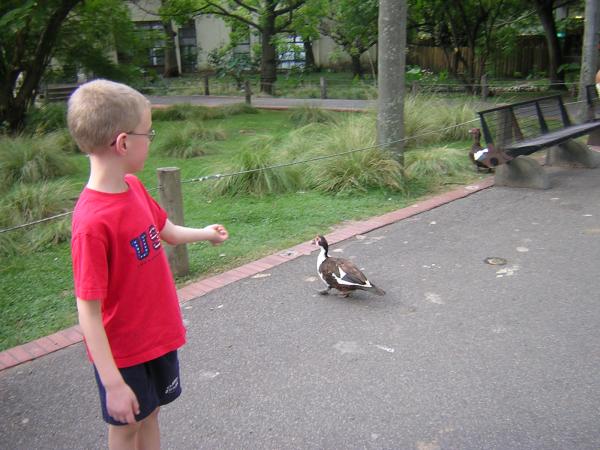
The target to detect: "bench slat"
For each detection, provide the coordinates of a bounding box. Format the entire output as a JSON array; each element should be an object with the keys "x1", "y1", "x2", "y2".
[{"x1": 504, "y1": 121, "x2": 600, "y2": 155}]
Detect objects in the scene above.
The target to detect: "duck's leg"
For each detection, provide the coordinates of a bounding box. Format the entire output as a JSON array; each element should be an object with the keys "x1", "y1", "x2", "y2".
[{"x1": 318, "y1": 287, "x2": 331, "y2": 295}]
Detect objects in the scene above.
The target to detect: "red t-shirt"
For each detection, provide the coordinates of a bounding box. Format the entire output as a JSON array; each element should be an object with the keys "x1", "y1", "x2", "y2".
[{"x1": 71, "y1": 174, "x2": 186, "y2": 368}]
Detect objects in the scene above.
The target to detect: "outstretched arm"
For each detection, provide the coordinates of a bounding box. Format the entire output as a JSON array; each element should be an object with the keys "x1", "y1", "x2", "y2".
[
  {"x1": 160, "y1": 219, "x2": 229, "y2": 246},
  {"x1": 76, "y1": 298, "x2": 140, "y2": 424}
]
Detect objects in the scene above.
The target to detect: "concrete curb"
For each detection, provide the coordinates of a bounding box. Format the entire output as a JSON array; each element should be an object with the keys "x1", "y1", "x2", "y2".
[{"x1": 0, "y1": 177, "x2": 494, "y2": 372}]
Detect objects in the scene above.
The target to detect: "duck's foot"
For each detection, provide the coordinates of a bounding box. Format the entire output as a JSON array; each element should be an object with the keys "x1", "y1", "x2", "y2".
[
  {"x1": 337, "y1": 292, "x2": 351, "y2": 298},
  {"x1": 318, "y1": 288, "x2": 330, "y2": 296}
]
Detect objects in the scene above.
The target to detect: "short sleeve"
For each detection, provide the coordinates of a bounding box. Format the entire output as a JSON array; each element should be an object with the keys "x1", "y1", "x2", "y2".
[
  {"x1": 146, "y1": 193, "x2": 168, "y2": 231},
  {"x1": 72, "y1": 233, "x2": 109, "y2": 300},
  {"x1": 127, "y1": 175, "x2": 167, "y2": 230}
]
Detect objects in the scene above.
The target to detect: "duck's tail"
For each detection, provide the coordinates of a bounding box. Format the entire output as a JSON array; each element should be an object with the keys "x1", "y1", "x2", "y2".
[{"x1": 367, "y1": 285, "x2": 386, "y2": 296}]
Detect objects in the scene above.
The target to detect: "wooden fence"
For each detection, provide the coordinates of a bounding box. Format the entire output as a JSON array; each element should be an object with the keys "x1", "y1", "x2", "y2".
[{"x1": 407, "y1": 35, "x2": 581, "y2": 79}]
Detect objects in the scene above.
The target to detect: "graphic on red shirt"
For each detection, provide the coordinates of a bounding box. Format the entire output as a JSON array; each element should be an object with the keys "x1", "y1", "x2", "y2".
[{"x1": 130, "y1": 224, "x2": 162, "y2": 260}]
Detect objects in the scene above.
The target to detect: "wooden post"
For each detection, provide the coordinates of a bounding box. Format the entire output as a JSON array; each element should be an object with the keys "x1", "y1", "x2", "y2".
[
  {"x1": 481, "y1": 74, "x2": 489, "y2": 100},
  {"x1": 320, "y1": 77, "x2": 327, "y2": 99},
  {"x1": 204, "y1": 75, "x2": 210, "y2": 96},
  {"x1": 157, "y1": 167, "x2": 189, "y2": 277},
  {"x1": 244, "y1": 80, "x2": 252, "y2": 104}
]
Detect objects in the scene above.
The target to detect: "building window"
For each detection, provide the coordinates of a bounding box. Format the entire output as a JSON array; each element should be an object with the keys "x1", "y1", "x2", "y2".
[
  {"x1": 136, "y1": 21, "x2": 165, "y2": 68},
  {"x1": 279, "y1": 35, "x2": 305, "y2": 69},
  {"x1": 178, "y1": 22, "x2": 197, "y2": 72}
]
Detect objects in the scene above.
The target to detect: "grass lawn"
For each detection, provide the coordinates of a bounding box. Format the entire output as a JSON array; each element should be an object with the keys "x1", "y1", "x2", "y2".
[{"x1": 0, "y1": 106, "x2": 486, "y2": 352}]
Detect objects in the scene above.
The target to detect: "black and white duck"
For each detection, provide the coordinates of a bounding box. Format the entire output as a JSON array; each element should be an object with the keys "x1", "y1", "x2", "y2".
[
  {"x1": 468, "y1": 127, "x2": 493, "y2": 173},
  {"x1": 313, "y1": 235, "x2": 385, "y2": 297}
]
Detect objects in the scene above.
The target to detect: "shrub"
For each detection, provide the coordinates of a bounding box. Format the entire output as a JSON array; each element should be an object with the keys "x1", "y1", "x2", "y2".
[
  {"x1": 0, "y1": 135, "x2": 78, "y2": 191},
  {"x1": 404, "y1": 146, "x2": 472, "y2": 185},
  {"x1": 24, "y1": 103, "x2": 68, "y2": 134},
  {"x1": 1, "y1": 180, "x2": 77, "y2": 223},
  {"x1": 221, "y1": 103, "x2": 259, "y2": 116},
  {"x1": 289, "y1": 105, "x2": 339, "y2": 126},
  {"x1": 152, "y1": 103, "x2": 225, "y2": 122},
  {"x1": 47, "y1": 130, "x2": 79, "y2": 153},
  {"x1": 154, "y1": 122, "x2": 226, "y2": 159},
  {"x1": 309, "y1": 148, "x2": 404, "y2": 194},
  {"x1": 0, "y1": 179, "x2": 77, "y2": 255},
  {"x1": 404, "y1": 95, "x2": 476, "y2": 148},
  {"x1": 283, "y1": 113, "x2": 404, "y2": 194},
  {"x1": 152, "y1": 103, "x2": 257, "y2": 123},
  {"x1": 214, "y1": 138, "x2": 303, "y2": 196}
]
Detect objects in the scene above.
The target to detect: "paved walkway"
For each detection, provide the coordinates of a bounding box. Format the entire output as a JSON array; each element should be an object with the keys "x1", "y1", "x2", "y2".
[{"x1": 2, "y1": 164, "x2": 600, "y2": 449}]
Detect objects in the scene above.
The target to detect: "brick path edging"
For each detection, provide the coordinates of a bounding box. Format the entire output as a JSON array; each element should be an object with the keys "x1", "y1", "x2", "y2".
[{"x1": 0, "y1": 178, "x2": 494, "y2": 372}]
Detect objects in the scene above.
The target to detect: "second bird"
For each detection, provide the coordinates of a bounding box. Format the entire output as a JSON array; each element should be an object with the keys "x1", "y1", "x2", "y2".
[{"x1": 314, "y1": 235, "x2": 386, "y2": 298}]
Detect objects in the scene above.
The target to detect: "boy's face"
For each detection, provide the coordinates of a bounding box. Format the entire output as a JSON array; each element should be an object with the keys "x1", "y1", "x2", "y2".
[{"x1": 124, "y1": 107, "x2": 153, "y2": 173}]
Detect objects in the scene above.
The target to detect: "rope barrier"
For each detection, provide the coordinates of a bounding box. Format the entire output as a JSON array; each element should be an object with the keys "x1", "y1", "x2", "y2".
[
  {"x1": 0, "y1": 97, "x2": 589, "y2": 234},
  {"x1": 175, "y1": 117, "x2": 479, "y2": 187},
  {"x1": 0, "y1": 211, "x2": 73, "y2": 233}
]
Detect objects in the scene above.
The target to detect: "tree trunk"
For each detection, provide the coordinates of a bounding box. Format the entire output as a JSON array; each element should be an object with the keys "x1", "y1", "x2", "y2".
[
  {"x1": 0, "y1": 0, "x2": 83, "y2": 132},
  {"x1": 377, "y1": 0, "x2": 407, "y2": 164},
  {"x1": 260, "y1": 7, "x2": 278, "y2": 95},
  {"x1": 303, "y1": 38, "x2": 317, "y2": 72},
  {"x1": 350, "y1": 54, "x2": 364, "y2": 79},
  {"x1": 578, "y1": 0, "x2": 600, "y2": 102},
  {"x1": 535, "y1": 0, "x2": 566, "y2": 90},
  {"x1": 162, "y1": 20, "x2": 180, "y2": 78}
]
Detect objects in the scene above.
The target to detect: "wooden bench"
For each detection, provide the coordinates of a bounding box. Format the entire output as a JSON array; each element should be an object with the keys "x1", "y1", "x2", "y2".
[
  {"x1": 39, "y1": 83, "x2": 80, "y2": 102},
  {"x1": 475, "y1": 93, "x2": 600, "y2": 188}
]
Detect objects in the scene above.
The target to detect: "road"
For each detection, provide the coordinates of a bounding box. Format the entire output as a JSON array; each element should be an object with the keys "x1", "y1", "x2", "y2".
[{"x1": 1, "y1": 165, "x2": 599, "y2": 449}]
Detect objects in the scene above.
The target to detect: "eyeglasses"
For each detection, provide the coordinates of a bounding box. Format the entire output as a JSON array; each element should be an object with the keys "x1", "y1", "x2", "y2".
[
  {"x1": 110, "y1": 129, "x2": 156, "y2": 146},
  {"x1": 129, "y1": 129, "x2": 156, "y2": 142}
]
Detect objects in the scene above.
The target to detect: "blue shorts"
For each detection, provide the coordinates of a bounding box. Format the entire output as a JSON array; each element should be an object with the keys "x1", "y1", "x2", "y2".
[{"x1": 93, "y1": 350, "x2": 182, "y2": 425}]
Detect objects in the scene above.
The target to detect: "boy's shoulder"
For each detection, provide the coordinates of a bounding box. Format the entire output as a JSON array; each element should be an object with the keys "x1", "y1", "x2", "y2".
[
  {"x1": 72, "y1": 174, "x2": 157, "y2": 234},
  {"x1": 72, "y1": 175, "x2": 141, "y2": 226}
]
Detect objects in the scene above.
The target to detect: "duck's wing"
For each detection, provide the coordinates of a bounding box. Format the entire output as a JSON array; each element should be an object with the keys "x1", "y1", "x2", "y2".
[
  {"x1": 317, "y1": 258, "x2": 337, "y2": 285},
  {"x1": 330, "y1": 257, "x2": 370, "y2": 287}
]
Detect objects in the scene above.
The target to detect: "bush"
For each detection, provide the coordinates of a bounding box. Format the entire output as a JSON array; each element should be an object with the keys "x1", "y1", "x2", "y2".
[
  {"x1": 404, "y1": 95, "x2": 476, "y2": 148},
  {"x1": 404, "y1": 146, "x2": 472, "y2": 186},
  {"x1": 281, "y1": 113, "x2": 403, "y2": 194},
  {"x1": 220, "y1": 103, "x2": 259, "y2": 116},
  {"x1": 24, "y1": 104, "x2": 68, "y2": 134},
  {"x1": 214, "y1": 138, "x2": 303, "y2": 196},
  {"x1": 152, "y1": 103, "x2": 258, "y2": 122},
  {"x1": 152, "y1": 103, "x2": 224, "y2": 122},
  {"x1": 154, "y1": 122, "x2": 226, "y2": 159},
  {"x1": 289, "y1": 105, "x2": 339, "y2": 126},
  {"x1": 0, "y1": 180, "x2": 77, "y2": 255},
  {"x1": 0, "y1": 135, "x2": 78, "y2": 191},
  {"x1": 309, "y1": 148, "x2": 404, "y2": 194}
]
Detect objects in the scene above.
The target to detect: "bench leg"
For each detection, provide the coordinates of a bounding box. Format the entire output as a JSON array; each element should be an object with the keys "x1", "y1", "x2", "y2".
[
  {"x1": 546, "y1": 139, "x2": 600, "y2": 168},
  {"x1": 588, "y1": 129, "x2": 600, "y2": 147},
  {"x1": 494, "y1": 156, "x2": 550, "y2": 189}
]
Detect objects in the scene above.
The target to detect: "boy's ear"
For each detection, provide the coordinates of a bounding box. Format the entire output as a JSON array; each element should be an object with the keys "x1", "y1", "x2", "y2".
[{"x1": 114, "y1": 133, "x2": 128, "y2": 155}]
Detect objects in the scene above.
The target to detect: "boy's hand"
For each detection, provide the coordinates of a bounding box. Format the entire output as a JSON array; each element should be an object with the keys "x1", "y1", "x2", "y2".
[
  {"x1": 105, "y1": 382, "x2": 140, "y2": 424},
  {"x1": 205, "y1": 224, "x2": 229, "y2": 245}
]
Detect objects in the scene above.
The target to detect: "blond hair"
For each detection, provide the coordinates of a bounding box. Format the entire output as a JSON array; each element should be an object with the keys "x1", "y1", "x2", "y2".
[{"x1": 67, "y1": 79, "x2": 150, "y2": 153}]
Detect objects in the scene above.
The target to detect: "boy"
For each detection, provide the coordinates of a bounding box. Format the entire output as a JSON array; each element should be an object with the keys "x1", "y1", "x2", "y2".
[{"x1": 68, "y1": 79, "x2": 228, "y2": 450}]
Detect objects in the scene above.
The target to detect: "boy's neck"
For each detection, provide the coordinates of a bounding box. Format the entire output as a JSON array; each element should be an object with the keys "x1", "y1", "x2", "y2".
[{"x1": 87, "y1": 155, "x2": 129, "y2": 193}]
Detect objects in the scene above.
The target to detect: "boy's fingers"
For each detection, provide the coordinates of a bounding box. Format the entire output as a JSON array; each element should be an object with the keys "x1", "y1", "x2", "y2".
[{"x1": 125, "y1": 411, "x2": 136, "y2": 424}]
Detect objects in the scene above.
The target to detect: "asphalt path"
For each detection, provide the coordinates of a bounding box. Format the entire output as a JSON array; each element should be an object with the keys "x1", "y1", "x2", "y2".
[{"x1": 1, "y1": 166, "x2": 600, "y2": 449}]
